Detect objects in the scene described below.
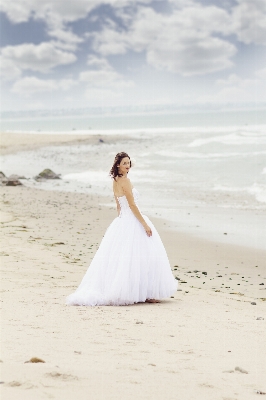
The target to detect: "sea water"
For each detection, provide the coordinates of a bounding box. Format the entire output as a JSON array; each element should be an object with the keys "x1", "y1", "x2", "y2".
[{"x1": 1, "y1": 109, "x2": 266, "y2": 250}]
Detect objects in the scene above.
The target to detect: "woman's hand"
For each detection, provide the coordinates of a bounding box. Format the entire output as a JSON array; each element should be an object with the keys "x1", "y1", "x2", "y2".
[{"x1": 144, "y1": 224, "x2": 152, "y2": 237}]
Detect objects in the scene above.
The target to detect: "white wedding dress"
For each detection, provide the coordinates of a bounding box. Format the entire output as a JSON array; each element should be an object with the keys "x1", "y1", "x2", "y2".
[{"x1": 66, "y1": 188, "x2": 177, "y2": 306}]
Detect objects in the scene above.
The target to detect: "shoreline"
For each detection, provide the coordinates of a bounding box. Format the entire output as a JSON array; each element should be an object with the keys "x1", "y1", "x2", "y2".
[
  {"x1": 1, "y1": 131, "x2": 265, "y2": 252},
  {"x1": 0, "y1": 131, "x2": 129, "y2": 156}
]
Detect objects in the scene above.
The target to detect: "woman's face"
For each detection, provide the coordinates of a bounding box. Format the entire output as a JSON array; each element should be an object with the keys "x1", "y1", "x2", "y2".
[{"x1": 118, "y1": 157, "x2": 130, "y2": 175}]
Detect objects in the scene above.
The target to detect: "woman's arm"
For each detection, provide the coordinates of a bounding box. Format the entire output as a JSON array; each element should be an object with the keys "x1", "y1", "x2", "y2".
[
  {"x1": 115, "y1": 196, "x2": 121, "y2": 216},
  {"x1": 121, "y1": 179, "x2": 152, "y2": 237}
]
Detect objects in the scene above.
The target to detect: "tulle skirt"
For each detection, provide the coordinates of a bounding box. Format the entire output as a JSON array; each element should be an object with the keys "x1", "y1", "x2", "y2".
[{"x1": 66, "y1": 212, "x2": 177, "y2": 306}]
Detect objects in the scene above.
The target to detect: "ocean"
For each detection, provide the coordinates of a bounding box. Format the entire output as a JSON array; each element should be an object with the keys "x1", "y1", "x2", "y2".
[{"x1": 1, "y1": 109, "x2": 266, "y2": 250}]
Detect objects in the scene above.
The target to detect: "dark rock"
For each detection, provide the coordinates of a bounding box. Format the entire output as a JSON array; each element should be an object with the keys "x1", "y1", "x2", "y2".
[
  {"x1": 0, "y1": 172, "x2": 23, "y2": 186},
  {"x1": 35, "y1": 169, "x2": 61, "y2": 181},
  {"x1": 193, "y1": 270, "x2": 199, "y2": 273},
  {"x1": 202, "y1": 272, "x2": 207, "y2": 275},
  {"x1": 99, "y1": 139, "x2": 104, "y2": 143},
  {"x1": 5, "y1": 176, "x2": 23, "y2": 186},
  {"x1": 8, "y1": 174, "x2": 26, "y2": 180},
  {"x1": 259, "y1": 283, "x2": 264, "y2": 285},
  {"x1": 24, "y1": 357, "x2": 45, "y2": 363},
  {"x1": 251, "y1": 302, "x2": 256, "y2": 305}
]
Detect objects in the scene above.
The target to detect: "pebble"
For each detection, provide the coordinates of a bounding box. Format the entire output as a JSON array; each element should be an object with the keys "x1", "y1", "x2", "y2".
[
  {"x1": 251, "y1": 302, "x2": 257, "y2": 305},
  {"x1": 256, "y1": 317, "x2": 264, "y2": 320},
  {"x1": 255, "y1": 389, "x2": 266, "y2": 395},
  {"x1": 235, "y1": 366, "x2": 248, "y2": 374},
  {"x1": 24, "y1": 357, "x2": 45, "y2": 363}
]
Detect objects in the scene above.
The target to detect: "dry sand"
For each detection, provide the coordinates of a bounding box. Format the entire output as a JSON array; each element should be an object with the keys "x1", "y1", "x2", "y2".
[
  {"x1": 1, "y1": 132, "x2": 266, "y2": 399},
  {"x1": 0, "y1": 131, "x2": 126, "y2": 156}
]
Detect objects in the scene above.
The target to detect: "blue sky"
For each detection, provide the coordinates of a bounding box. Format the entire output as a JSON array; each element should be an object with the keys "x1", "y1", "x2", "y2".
[{"x1": 1, "y1": 0, "x2": 266, "y2": 111}]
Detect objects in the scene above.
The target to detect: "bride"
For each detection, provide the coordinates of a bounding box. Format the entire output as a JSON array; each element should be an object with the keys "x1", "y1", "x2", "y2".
[{"x1": 66, "y1": 152, "x2": 177, "y2": 306}]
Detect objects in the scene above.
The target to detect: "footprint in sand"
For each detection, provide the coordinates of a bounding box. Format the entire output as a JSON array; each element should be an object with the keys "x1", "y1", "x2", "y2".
[{"x1": 45, "y1": 372, "x2": 78, "y2": 381}]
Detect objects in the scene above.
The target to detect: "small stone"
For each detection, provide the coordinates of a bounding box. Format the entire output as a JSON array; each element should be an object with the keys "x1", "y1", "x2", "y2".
[
  {"x1": 193, "y1": 270, "x2": 199, "y2": 273},
  {"x1": 235, "y1": 366, "x2": 248, "y2": 374},
  {"x1": 136, "y1": 321, "x2": 143, "y2": 324},
  {"x1": 251, "y1": 302, "x2": 257, "y2": 305},
  {"x1": 224, "y1": 232, "x2": 227, "y2": 235},
  {"x1": 202, "y1": 272, "x2": 207, "y2": 275},
  {"x1": 259, "y1": 283, "x2": 264, "y2": 285},
  {"x1": 255, "y1": 389, "x2": 266, "y2": 395},
  {"x1": 256, "y1": 317, "x2": 264, "y2": 320},
  {"x1": 25, "y1": 357, "x2": 45, "y2": 363}
]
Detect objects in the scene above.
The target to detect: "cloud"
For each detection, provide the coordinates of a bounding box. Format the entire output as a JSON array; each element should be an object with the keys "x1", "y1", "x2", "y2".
[
  {"x1": 1, "y1": 42, "x2": 76, "y2": 78},
  {"x1": 0, "y1": 0, "x2": 99, "y2": 24},
  {"x1": 0, "y1": 56, "x2": 22, "y2": 80},
  {"x1": 198, "y1": 73, "x2": 266, "y2": 103},
  {"x1": 79, "y1": 55, "x2": 134, "y2": 89},
  {"x1": 11, "y1": 76, "x2": 77, "y2": 94},
  {"x1": 47, "y1": 29, "x2": 84, "y2": 49},
  {"x1": 92, "y1": 4, "x2": 237, "y2": 76},
  {"x1": 232, "y1": 0, "x2": 266, "y2": 45},
  {"x1": 79, "y1": 55, "x2": 134, "y2": 105},
  {"x1": 255, "y1": 67, "x2": 266, "y2": 80}
]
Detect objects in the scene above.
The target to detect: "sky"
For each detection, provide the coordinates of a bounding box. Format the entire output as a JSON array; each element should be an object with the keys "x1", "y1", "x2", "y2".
[{"x1": 0, "y1": 0, "x2": 266, "y2": 112}]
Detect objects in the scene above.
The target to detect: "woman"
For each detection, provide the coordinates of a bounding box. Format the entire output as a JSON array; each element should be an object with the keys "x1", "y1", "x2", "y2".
[{"x1": 66, "y1": 152, "x2": 177, "y2": 306}]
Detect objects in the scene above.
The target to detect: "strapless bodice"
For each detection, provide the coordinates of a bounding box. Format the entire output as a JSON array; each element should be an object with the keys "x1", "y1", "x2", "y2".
[{"x1": 117, "y1": 187, "x2": 140, "y2": 218}]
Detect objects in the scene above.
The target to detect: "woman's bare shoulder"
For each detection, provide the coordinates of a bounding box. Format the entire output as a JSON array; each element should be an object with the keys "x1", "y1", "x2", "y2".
[{"x1": 121, "y1": 177, "x2": 132, "y2": 188}]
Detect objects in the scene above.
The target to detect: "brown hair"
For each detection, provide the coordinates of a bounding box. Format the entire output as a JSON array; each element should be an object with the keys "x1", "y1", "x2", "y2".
[{"x1": 109, "y1": 152, "x2": 131, "y2": 180}]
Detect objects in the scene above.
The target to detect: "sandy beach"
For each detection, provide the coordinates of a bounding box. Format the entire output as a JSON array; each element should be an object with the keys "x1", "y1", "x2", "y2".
[{"x1": 1, "y1": 132, "x2": 266, "y2": 400}]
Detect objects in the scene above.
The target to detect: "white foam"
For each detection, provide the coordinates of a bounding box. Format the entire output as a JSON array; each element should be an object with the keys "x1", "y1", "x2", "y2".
[
  {"x1": 156, "y1": 150, "x2": 266, "y2": 159},
  {"x1": 5, "y1": 124, "x2": 266, "y2": 137},
  {"x1": 213, "y1": 184, "x2": 266, "y2": 204},
  {"x1": 63, "y1": 170, "x2": 111, "y2": 183},
  {"x1": 189, "y1": 132, "x2": 266, "y2": 147},
  {"x1": 248, "y1": 183, "x2": 266, "y2": 204}
]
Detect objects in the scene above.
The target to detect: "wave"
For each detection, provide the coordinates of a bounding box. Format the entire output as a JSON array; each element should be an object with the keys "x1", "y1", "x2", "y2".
[
  {"x1": 213, "y1": 184, "x2": 266, "y2": 204},
  {"x1": 189, "y1": 131, "x2": 266, "y2": 147},
  {"x1": 156, "y1": 150, "x2": 266, "y2": 159},
  {"x1": 4, "y1": 124, "x2": 266, "y2": 137},
  {"x1": 63, "y1": 170, "x2": 111, "y2": 183}
]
